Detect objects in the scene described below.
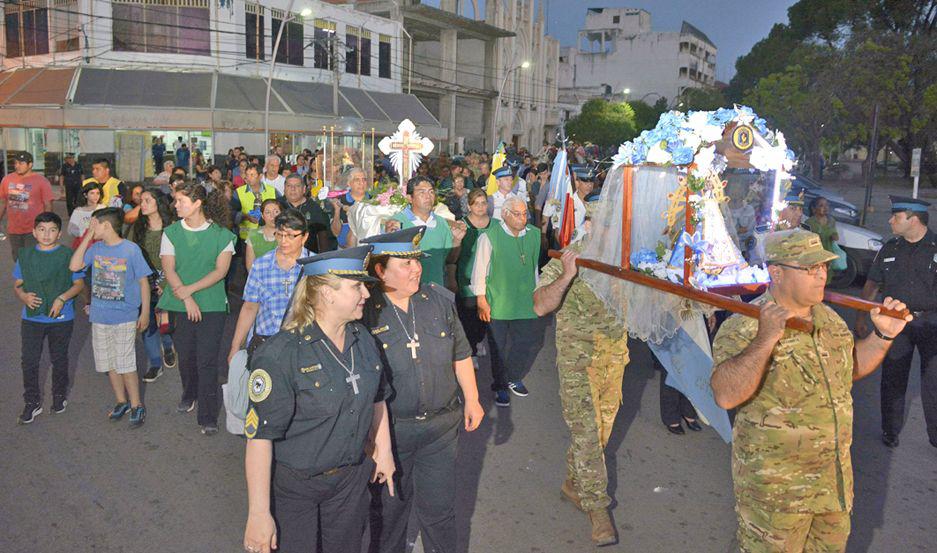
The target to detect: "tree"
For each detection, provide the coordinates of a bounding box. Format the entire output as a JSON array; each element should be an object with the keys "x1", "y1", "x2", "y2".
[
  {"x1": 742, "y1": 47, "x2": 844, "y2": 179},
  {"x1": 725, "y1": 24, "x2": 800, "y2": 102},
  {"x1": 733, "y1": 0, "x2": 937, "y2": 178},
  {"x1": 676, "y1": 87, "x2": 728, "y2": 111},
  {"x1": 565, "y1": 99, "x2": 638, "y2": 148},
  {"x1": 629, "y1": 99, "x2": 665, "y2": 133}
]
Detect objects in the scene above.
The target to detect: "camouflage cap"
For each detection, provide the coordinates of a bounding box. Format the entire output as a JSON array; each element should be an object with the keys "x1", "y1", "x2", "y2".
[{"x1": 765, "y1": 228, "x2": 839, "y2": 265}]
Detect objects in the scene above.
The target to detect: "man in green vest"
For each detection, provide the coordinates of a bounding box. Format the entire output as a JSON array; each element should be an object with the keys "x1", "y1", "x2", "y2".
[
  {"x1": 231, "y1": 163, "x2": 280, "y2": 241},
  {"x1": 390, "y1": 176, "x2": 466, "y2": 288},
  {"x1": 471, "y1": 194, "x2": 543, "y2": 407}
]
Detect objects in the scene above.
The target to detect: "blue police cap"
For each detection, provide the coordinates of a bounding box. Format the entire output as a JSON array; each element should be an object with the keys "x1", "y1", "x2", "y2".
[
  {"x1": 360, "y1": 226, "x2": 428, "y2": 258},
  {"x1": 784, "y1": 189, "x2": 804, "y2": 206},
  {"x1": 889, "y1": 195, "x2": 930, "y2": 213},
  {"x1": 297, "y1": 245, "x2": 378, "y2": 282},
  {"x1": 572, "y1": 166, "x2": 596, "y2": 181},
  {"x1": 492, "y1": 166, "x2": 514, "y2": 179}
]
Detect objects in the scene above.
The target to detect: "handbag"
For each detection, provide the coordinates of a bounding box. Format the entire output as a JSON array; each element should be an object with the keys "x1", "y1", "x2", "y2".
[{"x1": 830, "y1": 242, "x2": 848, "y2": 272}]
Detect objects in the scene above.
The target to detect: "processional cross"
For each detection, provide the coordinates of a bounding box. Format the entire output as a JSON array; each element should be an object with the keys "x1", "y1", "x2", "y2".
[{"x1": 378, "y1": 119, "x2": 434, "y2": 187}]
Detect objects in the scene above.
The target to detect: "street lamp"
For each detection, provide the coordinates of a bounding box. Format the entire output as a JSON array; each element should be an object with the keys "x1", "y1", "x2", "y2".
[
  {"x1": 265, "y1": 2, "x2": 312, "y2": 154},
  {"x1": 492, "y1": 60, "x2": 531, "y2": 147}
]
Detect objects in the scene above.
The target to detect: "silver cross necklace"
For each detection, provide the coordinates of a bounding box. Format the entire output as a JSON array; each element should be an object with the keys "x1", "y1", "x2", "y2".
[
  {"x1": 321, "y1": 340, "x2": 360, "y2": 395},
  {"x1": 388, "y1": 295, "x2": 420, "y2": 359}
]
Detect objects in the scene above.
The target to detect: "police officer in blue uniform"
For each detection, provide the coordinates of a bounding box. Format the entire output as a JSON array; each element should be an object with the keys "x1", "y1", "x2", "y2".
[
  {"x1": 360, "y1": 226, "x2": 484, "y2": 553},
  {"x1": 860, "y1": 195, "x2": 937, "y2": 449},
  {"x1": 242, "y1": 245, "x2": 396, "y2": 553}
]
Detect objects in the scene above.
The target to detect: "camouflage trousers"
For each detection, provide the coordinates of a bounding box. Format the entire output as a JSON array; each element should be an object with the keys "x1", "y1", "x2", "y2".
[
  {"x1": 736, "y1": 501, "x2": 850, "y2": 553},
  {"x1": 558, "y1": 332, "x2": 629, "y2": 511}
]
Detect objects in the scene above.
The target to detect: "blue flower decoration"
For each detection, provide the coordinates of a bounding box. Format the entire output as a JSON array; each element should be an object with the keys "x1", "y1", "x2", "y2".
[
  {"x1": 630, "y1": 248, "x2": 661, "y2": 266},
  {"x1": 672, "y1": 146, "x2": 695, "y2": 165}
]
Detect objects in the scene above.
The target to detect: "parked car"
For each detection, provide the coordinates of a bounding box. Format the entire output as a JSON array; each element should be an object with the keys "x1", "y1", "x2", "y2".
[
  {"x1": 791, "y1": 173, "x2": 861, "y2": 225},
  {"x1": 827, "y1": 221, "x2": 883, "y2": 288}
]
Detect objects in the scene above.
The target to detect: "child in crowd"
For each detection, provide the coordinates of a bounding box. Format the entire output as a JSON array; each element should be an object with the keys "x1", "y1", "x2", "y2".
[
  {"x1": 67, "y1": 182, "x2": 105, "y2": 243},
  {"x1": 70, "y1": 208, "x2": 152, "y2": 428},
  {"x1": 14, "y1": 212, "x2": 86, "y2": 424}
]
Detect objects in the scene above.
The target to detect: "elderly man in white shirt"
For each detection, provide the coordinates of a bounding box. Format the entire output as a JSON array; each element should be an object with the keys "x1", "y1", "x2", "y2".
[
  {"x1": 472, "y1": 194, "x2": 544, "y2": 407},
  {"x1": 262, "y1": 155, "x2": 286, "y2": 195}
]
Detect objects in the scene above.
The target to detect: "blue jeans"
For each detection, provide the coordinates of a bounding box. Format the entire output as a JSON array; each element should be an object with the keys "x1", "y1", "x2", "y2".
[{"x1": 142, "y1": 308, "x2": 174, "y2": 369}]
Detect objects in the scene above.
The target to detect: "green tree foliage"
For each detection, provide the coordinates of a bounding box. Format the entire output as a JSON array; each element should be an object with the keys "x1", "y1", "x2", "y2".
[
  {"x1": 565, "y1": 99, "x2": 638, "y2": 148},
  {"x1": 676, "y1": 87, "x2": 728, "y2": 111},
  {"x1": 629, "y1": 100, "x2": 665, "y2": 133},
  {"x1": 743, "y1": 47, "x2": 844, "y2": 178},
  {"x1": 734, "y1": 0, "x2": 937, "y2": 177}
]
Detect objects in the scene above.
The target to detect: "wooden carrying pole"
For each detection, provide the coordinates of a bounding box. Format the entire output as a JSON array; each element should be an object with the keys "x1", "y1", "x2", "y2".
[{"x1": 547, "y1": 250, "x2": 813, "y2": 333}]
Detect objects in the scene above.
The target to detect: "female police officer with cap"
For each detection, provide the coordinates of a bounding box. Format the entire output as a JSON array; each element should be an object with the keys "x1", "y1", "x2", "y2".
[
  {"x1": 360, "y1": 226, "x2": 484, "y2": 553},
  {"x1": 243, "y1": 245, "x2": 396, "y2": 553}
]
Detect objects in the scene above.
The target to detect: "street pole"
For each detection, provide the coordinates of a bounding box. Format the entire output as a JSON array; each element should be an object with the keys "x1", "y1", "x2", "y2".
[
  {"x1": 492, "y1": 62, "x2": 529, "y2": 149},
  {"x1": 332, "y1": 35, "x2": 340, "y2": 115},
  {"x1": 860, "y1": 103, "x2": 879, "y2": 227},
  {"x1": 265, "y1": 0, "x2": 297, "y2": 156}
]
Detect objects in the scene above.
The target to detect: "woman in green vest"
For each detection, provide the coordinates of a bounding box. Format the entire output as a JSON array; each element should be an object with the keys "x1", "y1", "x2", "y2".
[
  {"x1": 456, "y1": 187, "x2": 491, "y2": 355},
  {"x1": 245, "y1": 198, "x2": 281, "y2": 272},
  {"x1": 158, "y1": 183, "x2": 236, "y2": 435}
]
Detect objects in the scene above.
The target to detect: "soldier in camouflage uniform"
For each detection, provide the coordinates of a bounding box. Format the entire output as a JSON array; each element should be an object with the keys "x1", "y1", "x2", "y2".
[
  {"x1": 533, "y1": 237, "x2": 629, "y2": 547},
  {"x1": 711, "y1": 229, "x2": 911, "y2": 553}
]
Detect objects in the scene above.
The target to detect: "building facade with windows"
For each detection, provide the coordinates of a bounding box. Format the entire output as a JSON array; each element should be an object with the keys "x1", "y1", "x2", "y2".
[
  {"x1": 349, "y1": 0, "x2": 560, "y2": 154},
  {"x1": 557, "y1": 7, "x2": 717, "y2": 118},
  {"x1": 0, "y1": 0, "x2": 442, "y2": 181}
]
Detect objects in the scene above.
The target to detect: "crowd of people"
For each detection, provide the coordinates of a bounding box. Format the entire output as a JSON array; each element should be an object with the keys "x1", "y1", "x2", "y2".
[{"x1": 1, "y1": 138, "x2": 935, "y2": 553}]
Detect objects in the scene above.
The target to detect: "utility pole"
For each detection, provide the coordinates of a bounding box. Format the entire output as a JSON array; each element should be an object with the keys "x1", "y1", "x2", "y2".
[
  {"x1": 860, "y1": 103, "x2": 879, "y2": 227},
  {"x1": 331, "y1": 34, "x2": 341, "y2": 115}
]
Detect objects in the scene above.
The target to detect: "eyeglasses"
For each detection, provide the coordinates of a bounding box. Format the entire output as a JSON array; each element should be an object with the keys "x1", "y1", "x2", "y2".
[
  {"x1": 505, "y1": 208, "x2": 529, "y2": 218},
  {"x1": 275, "y1": 231, "x2": 305, "y2": 240},
  {"x1": 774, "y1": 262, "x2": 829, "y2": 276}
]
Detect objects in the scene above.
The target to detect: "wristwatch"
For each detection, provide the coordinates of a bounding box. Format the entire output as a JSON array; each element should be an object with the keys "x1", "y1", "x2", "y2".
[{"x1": 873, "y1": 326, "x2": 895, "y2": 341}]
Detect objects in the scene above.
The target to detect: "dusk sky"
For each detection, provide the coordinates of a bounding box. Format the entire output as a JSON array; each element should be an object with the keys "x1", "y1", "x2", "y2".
[{"x1": 424, "y1": 0, "x2": 798, "y2": 82}]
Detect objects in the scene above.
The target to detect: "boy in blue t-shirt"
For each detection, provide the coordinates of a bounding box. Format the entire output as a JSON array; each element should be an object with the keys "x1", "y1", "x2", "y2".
[
  {"x1": 14, "y1": 212, "x2": 86, "y2": 424},
  {"x1": 70, "y1": 208, "x2": 152, "y2": 428}
]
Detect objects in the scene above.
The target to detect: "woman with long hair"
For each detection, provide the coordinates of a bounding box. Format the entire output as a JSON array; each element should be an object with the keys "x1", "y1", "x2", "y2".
[
  {"x1": 67, "y1": 182, "x2": 106, "y2": 241},
  {"x1": 157, "y1": 183, "x2": 234, "y2": 434},
  {"x1": 243, "y1": 246, "x2": 395, "y2": 553},
  {"x1": 245, "y1": 198, "x2": 281, "y2": 272},
  {"x1": 127, "y1": 188, "x2": 177, "y2": 383}
]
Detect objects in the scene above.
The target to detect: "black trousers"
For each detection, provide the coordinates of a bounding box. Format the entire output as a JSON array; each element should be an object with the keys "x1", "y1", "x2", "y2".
[
  {"x1": 274, "y1": 459, "x2": 373, "y2": 553},
  {"x1": 64, "y1": 182, "x2": 82, "y2": 215},
  {"x1": 488, "y1": 317, "x2": 544, "y2": 391},
  {"x1": 21, "y1": 319, "x2": 73, "y2": 405},
  {"x1": 655, "y1": 356, "x2": 697, "y2": 426},
  {"x1": 370, "y1": 408, "x2": 460, "y2": 553},
  {"x1": 455, "y1": 296, "x2": 487, "y2": 355},
  {"x1": 881, "y1": 319, "x2": 937, "y2": 443},
  {"x1": 174, "y1": 312, "x2": 226, "y2": 426}
]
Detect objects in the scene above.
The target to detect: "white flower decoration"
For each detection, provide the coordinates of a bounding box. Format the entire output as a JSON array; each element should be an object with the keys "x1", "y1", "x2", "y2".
[{"x1": 645, "y1": 143, "x2": 672, "y2": 165}]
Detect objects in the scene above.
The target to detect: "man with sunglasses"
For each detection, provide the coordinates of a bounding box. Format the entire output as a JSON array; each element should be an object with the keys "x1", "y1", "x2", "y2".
[{"x1": 711, "y1": 228, "x2": 910, "y2": 553}]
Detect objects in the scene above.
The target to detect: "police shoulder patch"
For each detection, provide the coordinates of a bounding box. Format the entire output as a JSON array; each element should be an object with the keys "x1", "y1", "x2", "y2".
[
  {"x1": 244, "y1": 407, "x2": 259, "y2": 438},
  {"x1": 249, "y1": 369, "x2": 273, "y2": 403}
]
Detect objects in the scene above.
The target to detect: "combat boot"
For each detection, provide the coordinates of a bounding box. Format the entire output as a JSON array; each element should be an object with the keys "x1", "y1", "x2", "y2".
[
  {"x1": 560, "y1": 478, "x2": 584, "y2": 511},
  {"x1": 588, "y1": 508, "x2": 617, "y2": 547}
]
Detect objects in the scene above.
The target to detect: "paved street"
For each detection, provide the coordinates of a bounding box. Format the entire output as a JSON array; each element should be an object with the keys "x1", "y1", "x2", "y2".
[{"x1": 1, "y1": 185, "x2": 936, "y2": 553}]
